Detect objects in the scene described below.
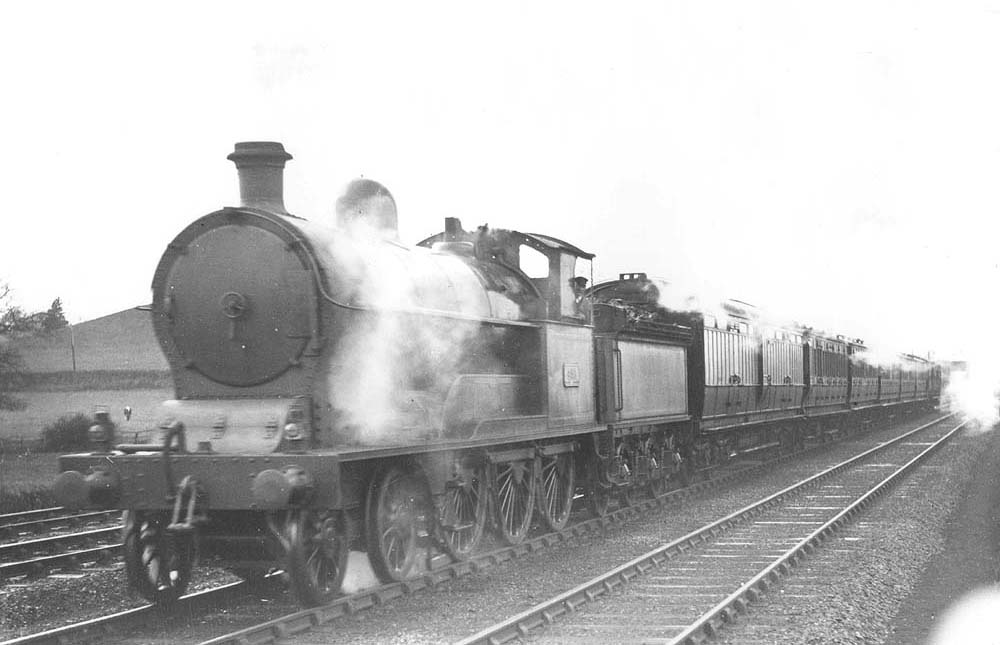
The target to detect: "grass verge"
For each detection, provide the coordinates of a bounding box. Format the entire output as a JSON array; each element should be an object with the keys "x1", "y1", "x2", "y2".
[{"x1": 0, "y1": 452, "x2": 60, "y2": 513}]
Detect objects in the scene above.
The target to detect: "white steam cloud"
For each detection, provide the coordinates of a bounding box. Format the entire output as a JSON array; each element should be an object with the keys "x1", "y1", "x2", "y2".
[
  {"x1": 929, "y1": 587, "x2": 1000, "y2": 645},
  {"x1": 944, "y1": 363, "x2": 999, "y2": 427},
  {"x1": 303, "y1": 215, "x2": 495, "y2": 444}
]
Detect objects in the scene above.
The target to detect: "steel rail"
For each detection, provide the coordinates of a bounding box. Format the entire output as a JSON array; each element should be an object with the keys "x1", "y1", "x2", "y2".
[
  {"x1": 0, "y1": 543, "x2": 122, "y2": 579},
  {"x1": 0, "y1": 508, "x2": 65, "y2": 524},
  {"x1": 0, "y1": 579, "x2": 266, "y2": 645},
  {"x1": 669, "y1": 417, "x2": 969, "y2": 644},
  {"x1": 0, "y1": 511, "x2": 119, "y2": 539},
  {"x1": 0, "y1": 526, "x2": 121, "y2": 559},
  {"x1": 453, "y1": 412, "x2": 957, "y2": 645}
]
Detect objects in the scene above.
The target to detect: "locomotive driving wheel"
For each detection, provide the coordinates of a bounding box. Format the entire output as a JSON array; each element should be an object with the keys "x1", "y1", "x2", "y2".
[
  {"x1": 123, "y1": 510, "x2": 194, "y2": 604},
  {"x1": 492, "y1": 458, "x2": 537, "y2": 545},
  {"x1": 365, "y1": 465, "x2": 427, "y2": 582},
  {"x1": 438, "y1": 461, "x2": 487, "y2": 560},
  {"x1": 536, "y1": 452, "x2": 575, "y2": 531},
  {"x1": 285, "y1": 509, "x2": 349, "y2": 607}
]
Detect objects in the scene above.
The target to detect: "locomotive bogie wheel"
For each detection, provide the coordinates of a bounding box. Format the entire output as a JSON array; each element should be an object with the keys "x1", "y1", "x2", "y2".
[
  {"x1": 438, "y1": 462, "x2": 487, "y2": 560},
  {"x1": 492, "y1": 458, "x2": 537, "y2": 545},
  {"x1": 536, "y1": 452, "x2": 575, "y2": 532},
  {"x1": 285, "y1": 510, "x2": 349, "y2": 607},
  {"x1": 365, "y1": 465, "x2": 425, "y2": 583},
  {"x1": 123, "y1": 510, "x2": 195, "y2": 604}
]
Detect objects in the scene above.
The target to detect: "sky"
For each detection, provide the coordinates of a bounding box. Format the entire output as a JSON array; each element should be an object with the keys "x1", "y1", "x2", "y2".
[{"x1": 2, "y1": 1, "x2": 999, "y2": 363}]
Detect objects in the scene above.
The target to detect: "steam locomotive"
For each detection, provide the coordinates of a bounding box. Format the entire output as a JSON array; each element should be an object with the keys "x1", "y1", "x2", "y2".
[{"x1": 52, "y1": 142, "x2": 941, "y2": 606}]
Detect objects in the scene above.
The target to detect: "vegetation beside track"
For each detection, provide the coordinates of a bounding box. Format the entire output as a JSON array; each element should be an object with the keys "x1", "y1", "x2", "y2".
[{"x1": 0, "y1": 452, "x2": 58, "y2": 513}]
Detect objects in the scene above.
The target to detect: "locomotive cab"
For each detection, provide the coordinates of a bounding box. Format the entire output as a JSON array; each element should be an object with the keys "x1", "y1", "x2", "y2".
[{"x1": 418, "y1": 218, "x2": 595, "y2": 324}]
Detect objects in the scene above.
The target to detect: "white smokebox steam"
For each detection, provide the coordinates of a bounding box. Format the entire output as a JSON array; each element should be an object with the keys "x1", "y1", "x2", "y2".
[{"x1": 302, "y1": 208, "x2": 493, "y2": 444}]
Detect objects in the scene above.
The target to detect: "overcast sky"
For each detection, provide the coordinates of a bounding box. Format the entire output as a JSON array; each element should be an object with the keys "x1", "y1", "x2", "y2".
[{"x1": 2, "y1": 1, "x2": 998, "y2": 361}]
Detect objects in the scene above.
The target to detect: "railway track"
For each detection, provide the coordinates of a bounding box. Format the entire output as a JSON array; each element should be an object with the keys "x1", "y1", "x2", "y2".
[
  {"x1": 1, "y1": 411, "x2": 949, "y2": 645},
  {"x1": 456, "y1": 414, "x2": 966, "y2": 644},
  {"x1": 0, "y1": 508, "x2": 123, "y2": 581},
  {"x1": 1, "y1": 527, "x2": 123, "y2": 581},
  {"x1": 0, "y1": 510, "x2": 119, "y2": 540},
  {"x1": 0, "y1": 579, "x2": 272, "y2": 645},
  {"x1": 0, "y1": 509, "x2": 68, "y2": 525}
]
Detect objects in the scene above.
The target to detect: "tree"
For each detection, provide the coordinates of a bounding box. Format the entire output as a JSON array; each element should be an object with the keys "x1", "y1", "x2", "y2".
[
  {"x1": 0, "y1": 339, "x2": 26, "y2": 410},
  {"x1": 42, "y1": 298, "x2": 68, "y2": 333},
  {"x1": 0, "y1": 282, "x2": 26, "y2": 410},
  {"x1": 1, "y1": 305, "x2": 29, "y2": 334}
]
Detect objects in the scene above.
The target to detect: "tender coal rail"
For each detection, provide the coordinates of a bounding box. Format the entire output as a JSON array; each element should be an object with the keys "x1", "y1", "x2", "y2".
[{"x1": 455, "y1": 414, "x2": 965, "y2": 644}]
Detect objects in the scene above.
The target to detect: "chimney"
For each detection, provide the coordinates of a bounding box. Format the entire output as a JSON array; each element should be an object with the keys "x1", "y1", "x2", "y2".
[{"x1": 227, "y1": 141, "x2": 293, "y2": 214}]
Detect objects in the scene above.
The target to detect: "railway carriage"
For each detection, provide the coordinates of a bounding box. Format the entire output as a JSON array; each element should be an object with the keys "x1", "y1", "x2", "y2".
[
  {"x1": 881, "y1": 364, "x2": 903, "y2": 403},
  {"x1": 759, "y1": 324, "x2": 807, "y2": 422},
  {"x1": 848, "y1": 342, "x2": 881, "y2": 409},
  {"x1": 802, "y1": 332, "x2": 850, "y2": 415},
  {"x1": 52, "y1": 141, "x2": 942, "y2": 609}
]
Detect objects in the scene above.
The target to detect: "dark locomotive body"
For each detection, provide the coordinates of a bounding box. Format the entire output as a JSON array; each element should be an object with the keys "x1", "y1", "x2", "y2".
[{"x1": 53, "y1": 142, "x2": 941, "y2": 606}]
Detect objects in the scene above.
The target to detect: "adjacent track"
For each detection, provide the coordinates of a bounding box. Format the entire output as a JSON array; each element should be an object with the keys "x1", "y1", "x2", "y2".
[
  {"x1": 0, "y1": 527, "x2": 122, "y2": 580},
  {"x1": 1, "y1": 580, "x2": 266, "y2": 645},
  {"x1": 0, "y1": 509, "x2": 67, "y2": 525},
  {"x1": 456, "y1": 414, "x2": 965, "y2": 644},
  {"x1": 0, "y1": 511, "x2": 119, "y2": 540}
]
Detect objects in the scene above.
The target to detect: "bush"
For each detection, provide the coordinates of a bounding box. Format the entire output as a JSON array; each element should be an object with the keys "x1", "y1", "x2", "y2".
[
  {"x1": 41, "y1": 413, "x2": 109, "y2": 452},
  {"x1": 0, "y1": 486, "x2": 56, "y2": 514}
]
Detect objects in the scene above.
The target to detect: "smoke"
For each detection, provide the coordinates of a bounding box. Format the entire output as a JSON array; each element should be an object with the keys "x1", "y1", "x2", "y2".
[
  {"x1": 944, "y1": 363, "x2": 999, "y2": 428},
  {"x1": 929, "y1": 587, "x2": 1000, "y2": 645},
  {"x1": 301, "y1": 215, "x2": 495, "y2": 444},
  {"x1": 623, "y1": 274, "x2": 734, "y2": 324}
]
